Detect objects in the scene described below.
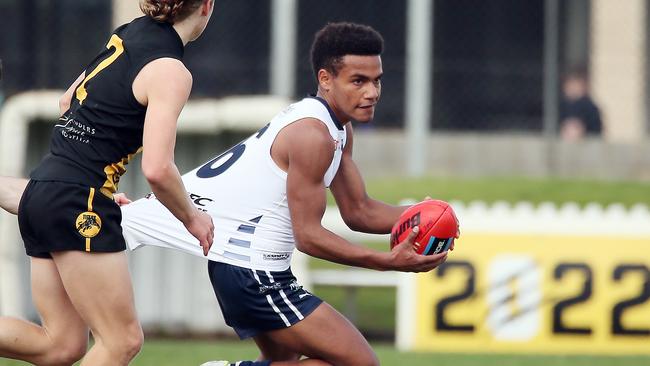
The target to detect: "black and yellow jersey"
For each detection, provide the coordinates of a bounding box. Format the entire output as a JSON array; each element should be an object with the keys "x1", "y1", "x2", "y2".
[{"x1": 30, "y1": 16, "x2": 184, "y2": 198}]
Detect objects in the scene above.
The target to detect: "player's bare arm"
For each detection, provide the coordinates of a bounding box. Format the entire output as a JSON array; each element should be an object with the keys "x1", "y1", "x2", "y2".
[
  {"x1": 0, "y1": 176, "x2": 29, "y2": 215},
  {"x1": 136, "y1": 58, "x2": 214, "y2": 255},
  {"x1": 330, "y1": 124, "x2": 408, "y2": 234},
  {"x1": 280, "y1": 119, "x2": 446, "y2": 272}
]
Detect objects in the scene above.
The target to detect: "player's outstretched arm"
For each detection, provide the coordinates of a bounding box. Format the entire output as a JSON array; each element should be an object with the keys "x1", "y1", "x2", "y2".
[
  {"x1": 330, "y1": 125, "x2": 408, "y2": 234},
  {"x1": 0, "y1": 176, "x2": 28, "y2": 215},
  {"x1": 136, "y1": 58, "x2": 214, "y2": 255},
  {"x1": 283, "y1": 120, "x2": 446, "y2": 272}
]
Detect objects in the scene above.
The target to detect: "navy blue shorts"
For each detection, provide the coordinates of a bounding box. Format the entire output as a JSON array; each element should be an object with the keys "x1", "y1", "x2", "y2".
[{"x1": 207, "y1": 261, "x2": 323, "y2": 339}]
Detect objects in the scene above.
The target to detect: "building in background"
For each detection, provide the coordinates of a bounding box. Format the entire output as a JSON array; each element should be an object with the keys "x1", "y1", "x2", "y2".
[{"x1": 0, "y1": 0, "x2": 647, "y2": 141}]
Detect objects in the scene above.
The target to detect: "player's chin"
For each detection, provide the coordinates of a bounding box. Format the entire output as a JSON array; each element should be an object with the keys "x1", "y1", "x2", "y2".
[{"x1": 354, "y1": 107, "x2": 375, "y2": 122}]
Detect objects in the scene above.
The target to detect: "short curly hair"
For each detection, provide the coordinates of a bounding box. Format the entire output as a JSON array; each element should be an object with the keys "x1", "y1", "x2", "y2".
[{"x1": 310, "y1": 22, "x2": 384, "y2": 79}]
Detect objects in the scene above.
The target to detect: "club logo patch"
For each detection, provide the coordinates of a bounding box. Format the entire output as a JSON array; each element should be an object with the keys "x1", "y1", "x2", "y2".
[{"x1": 75, "y1": 211, "x2": 102, "y2": 238}]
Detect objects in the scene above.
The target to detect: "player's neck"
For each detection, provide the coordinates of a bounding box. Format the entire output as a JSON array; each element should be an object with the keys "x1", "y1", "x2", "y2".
[
  {"x1": 316, "y1": 90, "x2": 350, "y2": 124},
  {"x1": 172, "y1": 21, "x2": 199, "y2": 46}
]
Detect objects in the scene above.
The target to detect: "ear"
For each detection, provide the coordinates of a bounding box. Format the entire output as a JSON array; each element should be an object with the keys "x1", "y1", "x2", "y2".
[
  {"x1": 317, "y1": 69, "x2": 333, "y2": 91},
  {"x1": 201, "y1": 0, "x2": 213, "y2": 16}
]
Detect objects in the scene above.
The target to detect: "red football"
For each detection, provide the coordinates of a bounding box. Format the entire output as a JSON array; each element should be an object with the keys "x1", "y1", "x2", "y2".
[{"x1": 390, "y1": 200, "x2": 459, "y2": 255}]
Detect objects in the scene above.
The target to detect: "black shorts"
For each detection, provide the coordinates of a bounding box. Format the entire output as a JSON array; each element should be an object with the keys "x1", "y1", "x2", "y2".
[
  {"x1": 18, "y1": 180, "x2": 126, "y2": 258},
  {"x1": 208, "y1": 261, "x2": 323, "y2": 339}
]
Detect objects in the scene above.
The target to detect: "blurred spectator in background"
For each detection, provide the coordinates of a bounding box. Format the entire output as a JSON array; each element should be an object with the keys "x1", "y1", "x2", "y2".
[{"x1": 559, "y1": 65, "x2": 603, "y2": 141}]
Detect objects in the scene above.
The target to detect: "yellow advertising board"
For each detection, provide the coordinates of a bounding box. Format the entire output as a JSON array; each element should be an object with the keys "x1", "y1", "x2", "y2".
[{"x1": 401, "y1": 233, "x2": 650, "y2": 354}]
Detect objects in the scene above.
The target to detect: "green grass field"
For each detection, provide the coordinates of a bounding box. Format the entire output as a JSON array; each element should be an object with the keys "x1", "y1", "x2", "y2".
[
  {"x1": 130, "y1": 340, "x2": 650, "y2": 366},
  {"x1": 0, "y1": 339, "x2": 648, "y2": 366}
]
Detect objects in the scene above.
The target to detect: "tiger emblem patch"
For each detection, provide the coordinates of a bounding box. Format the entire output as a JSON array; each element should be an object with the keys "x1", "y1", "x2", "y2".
[{"x1": 75, "y1": 211, "x2": 102, "y2": 238}]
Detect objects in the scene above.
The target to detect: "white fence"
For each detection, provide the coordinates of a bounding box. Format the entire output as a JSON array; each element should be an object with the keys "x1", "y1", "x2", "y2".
[
  {"x1": 133, "y1": 201, "x2": 650, "y2": 335},
  {"x1": 4, "y1": 199, "x2": 649, "y2": 335},
  {"x1": 315, "y1": 199, "x2": 650, "y2": 287}
]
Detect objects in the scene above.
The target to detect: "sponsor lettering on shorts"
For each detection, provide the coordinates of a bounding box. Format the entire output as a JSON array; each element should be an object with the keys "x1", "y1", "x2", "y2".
[{"x1": 263, "y1": 253, "x2": 291, "y2": 261}]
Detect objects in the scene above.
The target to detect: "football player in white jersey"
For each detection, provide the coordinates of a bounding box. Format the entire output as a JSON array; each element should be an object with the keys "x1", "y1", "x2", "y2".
[{"x1": 0, "y1": 23, "x2": 452, "y2": 366}]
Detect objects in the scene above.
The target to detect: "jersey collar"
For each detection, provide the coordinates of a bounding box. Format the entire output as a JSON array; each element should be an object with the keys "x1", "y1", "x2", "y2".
[{"x1": 308, "y1": 95, "x2": 345, "y2": 131}]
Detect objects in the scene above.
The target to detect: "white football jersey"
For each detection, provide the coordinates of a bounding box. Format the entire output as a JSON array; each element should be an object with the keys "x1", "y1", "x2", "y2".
[{"x1": 122, "y1": 97, "x2": 347, "y2": 271}]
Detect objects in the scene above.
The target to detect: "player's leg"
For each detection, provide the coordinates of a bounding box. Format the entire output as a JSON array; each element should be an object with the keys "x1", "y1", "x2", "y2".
[
  {"x1": 0, "y1": 257, "x2": 89, "y2": 365},
  {"x1": 0, "y1": 176, "x2": 28, "y2": 215},
  {"x1": 207, "y1": 262, "x2": 375, "y2": 366},
  {"x1": 253, "y1": 333, "x2": 301, "y2": 361},
  {"x1": 201, "y1": 361, "x2": 330, "y2": 366},
  {"x1": 251, "y1": 334, "x2": 333, "y2": 366},
  {"x1": 210, "y1": 304, "x2": 374, "y2": 366},
  {"x1": 15, "y1": 181, "x2": 143, "y2": 365},
  {"x1": 257, "y1": 302, "x2": 378, "y2": 366},
  {"x1": 52, "y1": 250, "x2": 143, "y2": 366}
]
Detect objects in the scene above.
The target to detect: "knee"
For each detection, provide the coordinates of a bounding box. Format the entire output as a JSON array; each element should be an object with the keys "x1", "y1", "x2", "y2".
[
  {"x1": 264, "y1": 352, "x2": 301, "y2": 362},
  {"x1": 358, "y1": 351, "x2": 380, "y2": 366},
  {"x1": 342, "y1": 349, "x2": 379, "y2": 366},
  {"x1": 121, "y1": 323, "x2": 144, "y2": 359},
  {"x1": 106, "y1": 322, "x2": 143, "y2": 360},
  {"x1": 43, "y1": 340, "x2": 87, "y2": 366}
]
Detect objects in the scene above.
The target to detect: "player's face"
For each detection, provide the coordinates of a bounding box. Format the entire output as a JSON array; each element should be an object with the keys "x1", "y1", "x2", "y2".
[{"x1": 329, "y1": 55, "x2": 382, "y2": 123}]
